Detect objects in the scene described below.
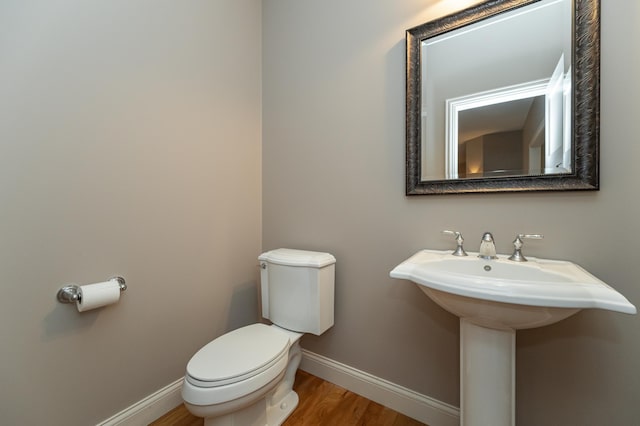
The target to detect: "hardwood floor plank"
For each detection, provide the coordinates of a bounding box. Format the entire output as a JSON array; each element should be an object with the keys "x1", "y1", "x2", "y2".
[
  {"x1": 149, "y1": 404, "x2": 202, "y2": 426},
  {"x1": 392, "y1": 414, "x2": 430, "y2": 426},
  {"x1": 358, "y1": 401, "x2": 399, "y2": 426},
  {"x1": 320, "y1": 389, "x2": 371, "y2": 425},
  {"x1": 149, "y1": 370, "x2": 427, "y2": 426},
  {"x1": 297, "y1": 382, "x2": 348, "y2": 425}
]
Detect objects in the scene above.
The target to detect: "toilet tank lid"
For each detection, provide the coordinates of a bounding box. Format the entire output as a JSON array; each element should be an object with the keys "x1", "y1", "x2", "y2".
[{"x1": 259, "y1": 248, "x2": 336, "y2": 268}]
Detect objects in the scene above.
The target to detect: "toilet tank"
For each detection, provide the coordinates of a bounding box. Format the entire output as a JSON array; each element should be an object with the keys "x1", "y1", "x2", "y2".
[{"x1": 258, "y1": 248, "x2": 336, "y2": 335}]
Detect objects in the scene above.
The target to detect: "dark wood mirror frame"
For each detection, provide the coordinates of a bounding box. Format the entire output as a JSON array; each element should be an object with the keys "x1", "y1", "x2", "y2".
[{"x1": 406, "y1": 0, "x2": 599, "y2": 195}]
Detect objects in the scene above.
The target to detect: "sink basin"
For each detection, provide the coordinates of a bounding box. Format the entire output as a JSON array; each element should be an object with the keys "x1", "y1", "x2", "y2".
[
  {"x1": 390, "y1": 249, "x2": 636, "y2": 329},
  {"x1": 391, "y1": 249, "x2": 636, "y2": 426}
]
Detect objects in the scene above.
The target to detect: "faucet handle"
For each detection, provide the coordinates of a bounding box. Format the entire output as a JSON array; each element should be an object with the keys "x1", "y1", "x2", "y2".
[
  {"x1": 508, "y1": 234, "x2": 544, "y2": 262},
  {"x1": 442, "y1": 230, "x2": 468, "y2": 256}
]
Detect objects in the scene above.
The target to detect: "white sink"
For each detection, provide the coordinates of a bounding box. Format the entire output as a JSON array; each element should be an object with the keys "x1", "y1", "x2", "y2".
[
  {"x1": 390, "y1": 249, "x2": 636, "y2": 329},
  {"x1": 390, "y1": 249, "x2": 636, "y2": 426}
]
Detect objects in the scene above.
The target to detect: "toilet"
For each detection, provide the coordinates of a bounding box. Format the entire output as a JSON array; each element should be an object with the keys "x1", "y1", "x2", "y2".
[{"x1": 181, "y1": 248, "x2": 336, "y2": 426}]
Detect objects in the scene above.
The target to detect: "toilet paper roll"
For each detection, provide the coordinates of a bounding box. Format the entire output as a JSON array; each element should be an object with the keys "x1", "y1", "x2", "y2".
[{"x1": 76, "y1": 280, "x2": 121, "y2": 312}]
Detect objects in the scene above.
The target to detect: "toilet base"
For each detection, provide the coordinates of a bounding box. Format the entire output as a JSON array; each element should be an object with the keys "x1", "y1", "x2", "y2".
[
  {"x1": 266, "y1": 390, "x2": 299, "y2": 426},
  {"x1": 202, "y1": 389, "x2": 299, "y2": 426}
]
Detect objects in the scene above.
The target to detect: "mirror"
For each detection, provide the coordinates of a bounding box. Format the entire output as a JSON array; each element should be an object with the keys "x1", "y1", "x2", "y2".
[{"x1": 406, "y1": 0, "x2": 600, "y2": 195}]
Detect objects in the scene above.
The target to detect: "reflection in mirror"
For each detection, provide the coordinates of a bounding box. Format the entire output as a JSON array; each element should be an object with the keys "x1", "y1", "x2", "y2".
[
  {"x1": 406, "y1": 0, "x2": 600, "y2": 194},
  {"x1": 447, "y1": 56, "x2": 571, "y2": 179}
]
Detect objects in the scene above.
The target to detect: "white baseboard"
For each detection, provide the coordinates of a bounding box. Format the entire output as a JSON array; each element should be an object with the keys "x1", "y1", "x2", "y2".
[
  {"x1": 300, "y1": 349, "x2": 460, "y2": 426},
  {"x1": 97, "y1": 351, "x2": 460, "y2": 426},
  {"x1": 96, "y1": 378, "x2": 183, "y2": 426}
]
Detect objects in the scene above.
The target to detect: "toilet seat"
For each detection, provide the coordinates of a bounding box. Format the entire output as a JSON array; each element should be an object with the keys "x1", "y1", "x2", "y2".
[{"x1": 183, "y1": 323, "x2": 291, "y2": 406}]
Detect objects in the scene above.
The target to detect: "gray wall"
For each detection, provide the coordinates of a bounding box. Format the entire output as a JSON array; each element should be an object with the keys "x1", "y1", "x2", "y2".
[
  {"x1": 263, "y1": 0, "x2": 640, "y2": 425},
  {"x1": 0, "y1": 1, "x2": 262, "y2": 425}
]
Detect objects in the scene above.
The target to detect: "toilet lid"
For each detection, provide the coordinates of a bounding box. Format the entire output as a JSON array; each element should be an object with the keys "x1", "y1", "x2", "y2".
[{"x1": 186, "y1": 324, "x2": 290, "y2": 387}]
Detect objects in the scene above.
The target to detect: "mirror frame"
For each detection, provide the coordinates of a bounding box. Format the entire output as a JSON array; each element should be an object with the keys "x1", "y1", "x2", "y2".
[{"x1": 406, "y1": 0, "x2": 599, "y2": 195}]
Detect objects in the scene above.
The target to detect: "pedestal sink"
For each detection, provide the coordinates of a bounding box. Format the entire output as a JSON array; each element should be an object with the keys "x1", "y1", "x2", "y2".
[{"x1": 390, "y1": 249, "x2": 636, "y2": 426}]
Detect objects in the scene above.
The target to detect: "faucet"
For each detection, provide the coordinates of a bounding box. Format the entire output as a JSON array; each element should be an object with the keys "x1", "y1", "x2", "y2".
[{"x1": 478, "y1": 232, "x2": 497, "y2": 259}]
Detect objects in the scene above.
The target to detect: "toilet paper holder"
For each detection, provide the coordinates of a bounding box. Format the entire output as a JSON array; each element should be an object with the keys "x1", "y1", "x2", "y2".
[{"x1": 57, "y1": 276, "x2": 127, "y2": 304}]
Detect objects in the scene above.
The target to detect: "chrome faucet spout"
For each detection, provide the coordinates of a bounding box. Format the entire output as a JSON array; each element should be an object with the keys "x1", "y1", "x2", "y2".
[{"x1": 478, "y1": 232, "x2": 498, "y2": 259}]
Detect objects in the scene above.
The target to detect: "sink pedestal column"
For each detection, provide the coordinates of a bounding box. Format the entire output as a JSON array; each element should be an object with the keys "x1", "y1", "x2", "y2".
[{"x1": 460, "y1": 319, "x2": 515, "y2": 426}]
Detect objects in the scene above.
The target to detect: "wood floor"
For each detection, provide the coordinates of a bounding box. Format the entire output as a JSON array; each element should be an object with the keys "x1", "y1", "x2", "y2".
[{"x1": 150, "y1": 370, "x2": 426, "y2": 426}]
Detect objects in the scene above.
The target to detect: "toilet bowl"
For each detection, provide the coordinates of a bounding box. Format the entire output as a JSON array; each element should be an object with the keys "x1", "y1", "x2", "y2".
[
  {"x1": 181, "y1": 248, "x2": 336, "y2": 426},
  {"x1": 182, "y1": 323, "x2": 303, "y2": 426}
]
